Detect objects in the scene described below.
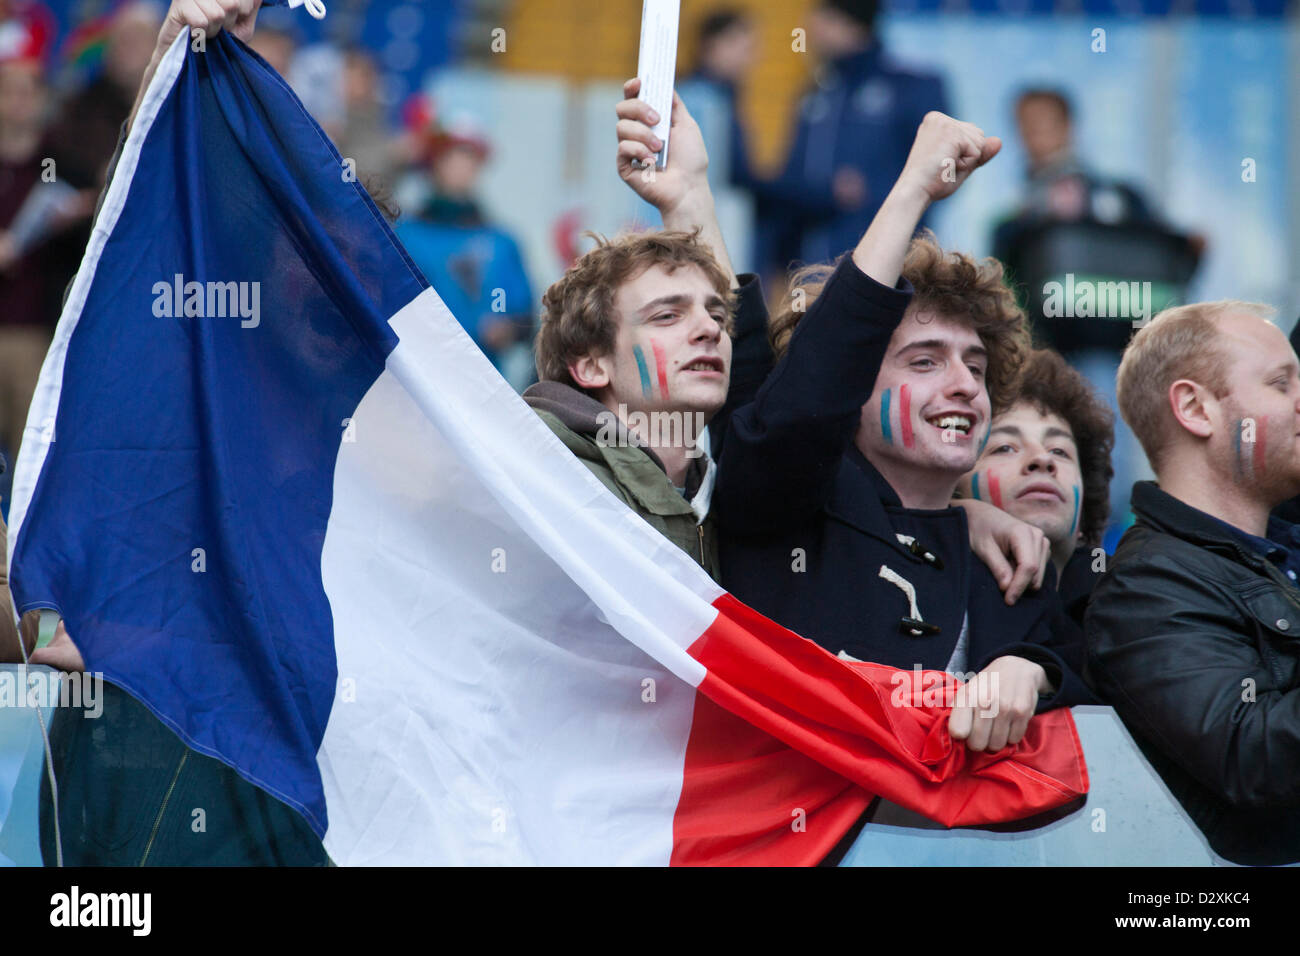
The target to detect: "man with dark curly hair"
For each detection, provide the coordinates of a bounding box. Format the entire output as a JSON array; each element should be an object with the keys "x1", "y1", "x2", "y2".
[
  {"x1": 955, "y1": 348, "x2": 1115, "y2": 622},
  {"x1": 714, "y1": 111, "x2": 1097, "y2": 786}
]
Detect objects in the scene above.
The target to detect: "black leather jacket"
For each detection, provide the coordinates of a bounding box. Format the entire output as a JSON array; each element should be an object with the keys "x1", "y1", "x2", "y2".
[{"x1": 1086, "y1": 481, "x2": 1300, "y2": 865}]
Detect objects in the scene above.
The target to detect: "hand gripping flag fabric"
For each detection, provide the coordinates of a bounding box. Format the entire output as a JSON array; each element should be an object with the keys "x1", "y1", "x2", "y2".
[{"x1": 7, "y1": 34, "x2": 1087, "y2": 865}]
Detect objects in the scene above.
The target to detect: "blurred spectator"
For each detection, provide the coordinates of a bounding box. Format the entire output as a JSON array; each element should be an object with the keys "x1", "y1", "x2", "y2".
[
  {"x1": 395, "y1": 114, "x2": 535, "y2": 391},
  {"x1": 289, "y1": 40, "x2": 343, "y2": 134},
  {"x1": 332, "y1": 46, "x2": 400, "y2": 190},
  {"x1": 1011, "y1": 90, "x2": 1155, "y2": 225},
  {"x1": 763, "y1": 0, "x2": 947, "y2": 271},
  {"x1": 45, "y1": 0, "x2": 161, "y2": 191},
  {"x1": 246, "y1": 16, "x2": 296, "y2": 77},
  {"x1": 992, "y1": 88, "x2": 1171, "y2": 288},
  {"x1": 0, "y1": 0, "x2": 53, "y2": 63},
  {"x1": 678, "y1": 9, "x2": 759, "y2": 191},
  {"x1": 0, "y1": 11, "x2": 84, "y2": 473},
  {"x1": 992, "y1": 88, "x2": 1202, "y2": 548}
]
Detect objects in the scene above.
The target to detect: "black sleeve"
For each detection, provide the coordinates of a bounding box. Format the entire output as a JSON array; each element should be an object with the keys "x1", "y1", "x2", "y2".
[
  {"x1": 970, "y1": 566, "x2": 1098, "y2": 713},
  {"x1": 1273, "y1": 495, "x2": 1300, "y2": 527},
  {"x1": 978, "y1": 629, "x2": 1098, "y2": 713},
  {"x1": 1086, "y1": 554, "x2": 1300, "y2": 808},
  {"x1": 713, "y1": 256, "x2": 911, "y2": 535},
  {"x1": 711, "y1": 273, "x2": 772, "y2": 460}
]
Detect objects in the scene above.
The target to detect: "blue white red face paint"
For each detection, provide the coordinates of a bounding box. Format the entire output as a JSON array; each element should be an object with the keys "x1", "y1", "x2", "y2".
[
  {"x1": 650, "y1": 340, "x2": 670, "y2": 400},
  {"x1": 632, "y1": 345, "x2": 653, "y2": 399},
  {"x1": 879, "y1": 385, "x2": 914, "y2": 448},
  {"x1": 1069, "y1": 484, "x2": 1080, "y2": 537},
  {"x1": 969, "y1": 469, "x2": 1003, "y2": 508},
  {"x1": 632, "y1": 341, "x2": 671, "y2": 401}
]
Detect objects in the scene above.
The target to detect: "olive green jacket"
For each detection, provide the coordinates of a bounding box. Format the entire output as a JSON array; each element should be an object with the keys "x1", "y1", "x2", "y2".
[{"x1": 524, "y1": 382, "x2": 720, "y2": 581}]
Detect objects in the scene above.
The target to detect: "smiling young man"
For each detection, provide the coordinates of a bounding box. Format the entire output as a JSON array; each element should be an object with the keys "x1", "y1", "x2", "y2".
[
  {"x1": 714, "y1": 112, "x2": 1096, "y2": 771},
  {"x1": 956, "y1": 348, "x2": 1115, "y2": 623},
  {"x1": 1086, "y1": 301, "x2": 1300, "y2": 865}
]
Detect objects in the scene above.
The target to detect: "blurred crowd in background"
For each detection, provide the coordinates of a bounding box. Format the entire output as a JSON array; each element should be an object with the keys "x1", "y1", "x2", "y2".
[{"x1": 0, "y1": 0, "x2": 1294, "y2": 544}]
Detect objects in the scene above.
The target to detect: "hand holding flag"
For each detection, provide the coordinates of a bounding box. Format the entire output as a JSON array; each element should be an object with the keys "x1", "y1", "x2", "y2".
[{"x1": 10, "y1": 31, "x2": 1087, "y2": 865}]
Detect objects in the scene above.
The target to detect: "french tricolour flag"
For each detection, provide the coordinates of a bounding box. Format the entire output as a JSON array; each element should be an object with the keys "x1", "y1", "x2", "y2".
[{"x1": 7, "y1": 33, "x2": 1086, "y2": 865}]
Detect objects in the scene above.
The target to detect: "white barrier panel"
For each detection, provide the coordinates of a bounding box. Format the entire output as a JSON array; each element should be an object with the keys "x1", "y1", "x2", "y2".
[
  {"x1": 0, "y1": 671, "x2": 1242, "y2": 866},
  {"x1": 840, "y1": 706, "x2": 1237, "y2": 866}
]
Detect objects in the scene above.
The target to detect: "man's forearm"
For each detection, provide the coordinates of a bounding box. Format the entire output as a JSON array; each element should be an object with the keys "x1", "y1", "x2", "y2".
[
  {"x1": 661, "y1": 189, "x2": 737, "y2": 289},
  {"x1": 850, "y1": 183, "x2": 931, "y2": 288}
]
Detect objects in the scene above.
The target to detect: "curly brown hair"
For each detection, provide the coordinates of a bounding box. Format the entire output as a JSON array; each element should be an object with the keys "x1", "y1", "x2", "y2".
[
  {"x1": 535, "y1": 230, "x2": 735, "y2": 390},
  {"x1": 1012, "y1": 348, "x2": 1116, "y2": 548},
  {"x1": 769, "y1": 233, "x2": 1030, "y2": 414}
]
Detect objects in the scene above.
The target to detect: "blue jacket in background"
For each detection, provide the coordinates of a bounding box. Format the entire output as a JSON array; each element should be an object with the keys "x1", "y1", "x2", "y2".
[
  {"x1": 765, "y1": 42, "x2": 947, "y2": 268},
  {"x1": 396, "y1": 210, "x2": 533, "y2": 370}
]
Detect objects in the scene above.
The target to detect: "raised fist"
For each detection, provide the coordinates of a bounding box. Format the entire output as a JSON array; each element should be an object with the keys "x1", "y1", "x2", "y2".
[
  {"x1": 896, "y1": 111, "x2": 1001, "y2": 204},
  {"x1": 157, "y1": 0, "x2": 262, "y2": 57}
]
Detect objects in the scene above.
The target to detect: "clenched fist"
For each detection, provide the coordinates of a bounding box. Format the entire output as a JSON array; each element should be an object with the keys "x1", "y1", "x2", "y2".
[
  {"x1": 895, "y1": 112, "x2": 1001, "y2": 204},
  {"x1": 157, "y1": 0, "x2": 262, "y2": 56}
]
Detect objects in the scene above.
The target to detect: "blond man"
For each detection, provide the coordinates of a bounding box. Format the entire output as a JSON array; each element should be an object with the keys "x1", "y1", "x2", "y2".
[{"x1": 1086, "y1": 300, "x2": 1300, "y2": 865}]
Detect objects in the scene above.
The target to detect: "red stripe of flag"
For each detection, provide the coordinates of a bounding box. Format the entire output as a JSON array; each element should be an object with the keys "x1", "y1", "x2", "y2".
[{"x1": 671, "y1": 593, "x2": 1088, "y2": 865}]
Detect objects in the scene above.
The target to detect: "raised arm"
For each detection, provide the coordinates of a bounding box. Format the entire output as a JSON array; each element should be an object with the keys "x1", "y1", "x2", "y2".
[
  {"x1": 128, "y1": 0, "x2": 263, "y2": 136},
  {"x1": 615, "y1": 77, "x2": 736, "y2": 288},
  {"x1": 617, "y1": 77, "x2": 771, "y2": 452},
  {"x1": 714, "y1": 114, "x2": 1000, "y2": 533},
  {"x1": 852, "y1": 112, "x2": 1000, "y2": 284}
]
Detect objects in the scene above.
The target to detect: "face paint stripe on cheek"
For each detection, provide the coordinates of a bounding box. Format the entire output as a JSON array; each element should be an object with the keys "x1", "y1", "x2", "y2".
[
  {"x1": 899, "y1": 383, "x2": 913, "y2": 449},
  {"x1": 632, "y1": 345, "x2": 653, "y2": 399},
  {"x1": 971, "y1": 472, "x2": 980, "y2": 501},
  {"x1": 988, "y1": 471, "x2": 1003, "y2": 510},
  {"x1": 1254, "y1": 417, "x2": 1267, "y2": 477},
  {"x1": 650, "y1": 339, "x2": 670, "y2": 400},
  {"x1": 880, "y1": 388, "x2": 893, "y2": 445},
  {"x1": 1070, "y1": 485, "x2": 1080, "y2": 537},
  {"x1": 1232, "y1": 417, "x2": 1246, "y2": 479},
  {"x1": 976, "y1": 423, "x2": 990, "y2": 457}
]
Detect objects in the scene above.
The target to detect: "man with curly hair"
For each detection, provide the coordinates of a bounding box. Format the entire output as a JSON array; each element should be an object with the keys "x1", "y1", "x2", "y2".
[
  {"x1": 714, "y1": 112, "x2": 1097, "y2": 780},
  {"x1": 955, "y1": 348, "x2": 1115, "y2": 623}
]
